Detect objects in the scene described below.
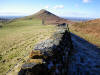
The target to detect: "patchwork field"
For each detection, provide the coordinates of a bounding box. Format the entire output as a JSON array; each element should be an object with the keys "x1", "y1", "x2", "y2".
[{"x1": 0, "y1": 19, "x2": 56, "y2": 75}]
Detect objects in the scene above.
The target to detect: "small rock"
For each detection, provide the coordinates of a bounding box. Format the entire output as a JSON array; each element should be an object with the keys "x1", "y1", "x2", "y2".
[{"x1": 21, "y1": 63, "x2": 37, "y2": 69}]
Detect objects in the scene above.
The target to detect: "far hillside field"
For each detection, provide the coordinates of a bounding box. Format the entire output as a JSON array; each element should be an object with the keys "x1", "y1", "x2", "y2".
[
  {"x1": 69, "y1": 20, "x2": 100, "y2": 47},
  {"x1": 0, "y1": 19, "x2": 56, "y2": 75}
]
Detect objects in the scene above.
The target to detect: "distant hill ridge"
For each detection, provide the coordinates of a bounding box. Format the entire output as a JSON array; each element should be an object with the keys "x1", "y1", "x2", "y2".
[
  {"x1": 87, "y1": 18, "x2": 100, "y2": 24},
  {"x1": 28, "y1": 9, "x2": 60, "y2": 20},
  {"x1": 21, "y1": 9, "x2": 74, "y2": 25}
]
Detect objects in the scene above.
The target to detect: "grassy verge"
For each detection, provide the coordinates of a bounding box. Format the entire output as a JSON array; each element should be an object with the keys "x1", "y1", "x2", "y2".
[{"x1": 0, "y1": 19, "x2": 56, "y2": 75}]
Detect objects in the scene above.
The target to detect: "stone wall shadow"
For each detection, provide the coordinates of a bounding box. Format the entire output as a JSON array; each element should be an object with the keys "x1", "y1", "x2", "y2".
[{"x1": 68, "y1": 33, "x2": 100, "y2": 75}]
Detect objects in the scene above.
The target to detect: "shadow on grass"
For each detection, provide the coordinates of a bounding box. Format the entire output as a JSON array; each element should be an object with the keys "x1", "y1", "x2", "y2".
[
  {"x1": 71, "y1": 33, "x2": 100, "y2": 52},
  {"x1": 68, "y1": 33, "x2": 100, "y2": 75}
]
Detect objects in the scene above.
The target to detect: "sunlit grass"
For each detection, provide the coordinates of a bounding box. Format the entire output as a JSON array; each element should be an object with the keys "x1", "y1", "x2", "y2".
[
  {"x1": 69, "y1": 23, "x2": 100, "y2": 47},
  {"x1": 0, "y1": 19, "x2": 56, "y2": 75}
]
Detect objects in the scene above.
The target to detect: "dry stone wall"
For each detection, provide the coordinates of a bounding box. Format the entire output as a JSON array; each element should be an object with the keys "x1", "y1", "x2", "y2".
[
  {"x1": 18, "y1": 26, "x2": 100, "y2": 75},
  {"x1": 18, "y1": 27, "x2": 73, "y2": 75}
]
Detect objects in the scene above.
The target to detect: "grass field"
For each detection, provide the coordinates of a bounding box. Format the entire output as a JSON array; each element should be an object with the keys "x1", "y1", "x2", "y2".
[
  {"x1": 69, "y1": 22, "x2": 100, "y2": 47},
  {"x1": 0, "y1": 19, "x2": 56, "y2": 75}
]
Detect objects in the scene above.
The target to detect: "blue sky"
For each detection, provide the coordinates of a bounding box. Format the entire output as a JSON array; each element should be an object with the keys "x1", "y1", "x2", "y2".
[{"x1": 0, "y1": 0, "x2": 100, "y2": 18}]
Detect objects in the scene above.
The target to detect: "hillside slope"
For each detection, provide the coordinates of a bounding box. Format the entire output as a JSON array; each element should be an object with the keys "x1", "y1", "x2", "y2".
[
  {"x1": 0, "y1": 18, "x2": 56, "y2": 75},
  {"x1": 69, "y1": 18, "x2": 100, "y2": 46}
]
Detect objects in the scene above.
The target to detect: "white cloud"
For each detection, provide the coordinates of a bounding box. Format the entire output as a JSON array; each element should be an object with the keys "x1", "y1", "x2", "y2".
[
  {"x1": 83, "y1": 0, "x2": 91, "y2": 3},
  {"x1": 54, "y1": 5, "x2": 64, "y2": 9},
  {"x1": 45, "y1": 5, "x2": 49, "y2": 9}
]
